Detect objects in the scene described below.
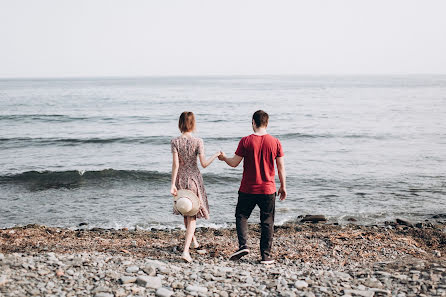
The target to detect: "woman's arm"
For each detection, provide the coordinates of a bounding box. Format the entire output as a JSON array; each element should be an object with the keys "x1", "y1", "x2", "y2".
[
  {"x1": 199, "y1": 151, "x2": 220, "y2": 168},
  {"x1": 170, "y1": 152, "x2": 179, "y2": 196}
]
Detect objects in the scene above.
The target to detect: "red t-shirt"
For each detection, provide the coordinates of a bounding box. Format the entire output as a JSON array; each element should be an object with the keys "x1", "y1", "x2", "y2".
[{"x1": 235, "y1": 134, "x2": 284, "y2": 194}]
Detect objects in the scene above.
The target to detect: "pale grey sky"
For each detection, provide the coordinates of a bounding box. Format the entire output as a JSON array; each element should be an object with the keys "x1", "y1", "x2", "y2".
[{"x1": 1, "y1": 0, "x2": 445, "y2": 78}]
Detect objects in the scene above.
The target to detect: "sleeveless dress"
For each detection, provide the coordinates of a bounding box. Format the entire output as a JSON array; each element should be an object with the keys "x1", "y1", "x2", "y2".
[{"x1": 171, "y1": 136, "x2": 210, "y2": 219}]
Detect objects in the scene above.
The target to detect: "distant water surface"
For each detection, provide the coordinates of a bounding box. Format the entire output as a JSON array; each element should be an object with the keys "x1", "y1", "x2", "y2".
[{"x1": 0, "y1": 75, "x2": 445, "y2": 229}]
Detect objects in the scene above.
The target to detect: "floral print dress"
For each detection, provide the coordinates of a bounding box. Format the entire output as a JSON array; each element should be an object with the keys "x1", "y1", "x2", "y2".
[{"x1": 171, "y1": 135, "x2": 210, "y2": 219}]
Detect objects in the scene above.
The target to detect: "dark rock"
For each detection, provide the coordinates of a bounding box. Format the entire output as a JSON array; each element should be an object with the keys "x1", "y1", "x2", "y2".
[
  {"x1": 415, "y1": 222, "x2": 424, "y2": 228},
  {"x1": 24, "y1": 224, "x2": 42, "y2": 229},
  {"x1": 396, "y1": 218, "x2": 412, "y2": 226},
  {"x1": 347, "y1": 217, "x2": 357, "y2": 222},
  {"x1": 432, "y1": 214, "x2": 446, "y2": 219},
  {"x1": 301, "y1": 215, "x2": 327, "y2": 223},
  {"x1": 79, "y1": 222, "x2": 88, "y2": 226}
]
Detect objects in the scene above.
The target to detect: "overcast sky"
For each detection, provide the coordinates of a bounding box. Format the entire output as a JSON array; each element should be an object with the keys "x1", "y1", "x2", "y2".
[{"x1": 1, "y1": 0, "x2": 446, "y2": 78}]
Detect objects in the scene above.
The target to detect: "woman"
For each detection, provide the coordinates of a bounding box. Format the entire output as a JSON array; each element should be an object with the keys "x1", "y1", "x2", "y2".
[{"x1": 170, "y1": 111, "x2": 220, "y2": 263}]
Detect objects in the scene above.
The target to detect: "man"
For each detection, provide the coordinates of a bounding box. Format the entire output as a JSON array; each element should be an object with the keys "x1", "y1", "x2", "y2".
[{"x1": 219, "y1": 110, "x2": 286, "y2": 264}]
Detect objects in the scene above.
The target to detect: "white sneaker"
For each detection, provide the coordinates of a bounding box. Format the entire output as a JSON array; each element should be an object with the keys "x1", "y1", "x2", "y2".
[{"x1": 260, "y1": 258, "x2": 275, "y2": 264}]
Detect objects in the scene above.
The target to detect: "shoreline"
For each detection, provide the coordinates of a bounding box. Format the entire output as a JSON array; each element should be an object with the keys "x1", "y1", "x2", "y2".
[
  {"x1": 2, "y1": 212, "x2": 445, "y2": 233},
  {"x1": 1, "y1": 221, "x2": 445, "y2": 296}
]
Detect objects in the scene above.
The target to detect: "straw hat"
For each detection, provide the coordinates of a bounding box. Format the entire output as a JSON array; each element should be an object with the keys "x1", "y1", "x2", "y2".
[{"x1": 174, "y1": 189, "x2": 200, "y2": 216}]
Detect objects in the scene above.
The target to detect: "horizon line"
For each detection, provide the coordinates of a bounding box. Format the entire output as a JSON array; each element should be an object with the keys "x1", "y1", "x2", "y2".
[{"x1": 1, "y1": 73, "x2": 446, "y2": 80}]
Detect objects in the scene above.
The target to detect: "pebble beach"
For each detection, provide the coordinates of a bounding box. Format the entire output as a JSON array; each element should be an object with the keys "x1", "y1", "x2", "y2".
[{"x1": 1, "y1": 219, "x2": 445, "y2": 297}]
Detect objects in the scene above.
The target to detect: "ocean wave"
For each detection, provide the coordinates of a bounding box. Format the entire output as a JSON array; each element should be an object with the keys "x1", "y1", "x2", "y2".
[
  {"x1": 0, "y1": 136, "x2": 171, "y2": 147},
  {"x1": 0, "y1": 132, "x2": 386, "y2": 149},
  {"x1": 0, "y1": 114, "x2": 174, "y2": 124},
  {"x1": 0, "y1": 136, "x2": 242, "y2": 147},
  {"x1": 0, "y1": 136, "x2": 248, "y2": 149},
  {"x1": 278, "y1": 132, "x2": 387, "y2": 140},
  {"x1": 0, "y1": 114, "x2": 88, "y2": 122},
  {"x1": 0, "y1": 169, "x2": 240, "y2": 189},
  {"x1": 0, "y1": 169, "x2": 169, "y2": 189}
]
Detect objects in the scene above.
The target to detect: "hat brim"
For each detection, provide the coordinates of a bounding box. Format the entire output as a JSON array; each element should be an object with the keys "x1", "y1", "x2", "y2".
[{"x1": 174, "y1": 189, "x2": 200, "y2": 216}]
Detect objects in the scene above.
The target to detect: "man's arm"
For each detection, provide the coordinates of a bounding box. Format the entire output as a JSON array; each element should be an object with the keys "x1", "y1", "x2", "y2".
[
  {"x1": 276, "y1": 156, "x2": 287, "y2": 200},
  {"x1": 219, "y1": 152, "x2": 243, "y2": 168}
]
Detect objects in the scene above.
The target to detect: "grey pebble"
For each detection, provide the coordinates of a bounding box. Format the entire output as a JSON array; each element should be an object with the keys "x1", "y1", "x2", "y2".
[
  {"x1": 343, "y1": 289, "x2": 374, "y2": 297},
  {"x1": 0, "y1": 275, "x2": 8, "y2": 286},
  {"x1": 136, "y1": 275, "x2": 162, "y2": 288},
  {"x1": 186, "y1": 285, "x2": 208, "y2": 293},
  {"x1": 119, "y1": 276, "x2": 137, "y2": 284},
  {"x1": 94, "y1": 293, "x2": 114, "y2": 297},
  {"x1": 142, "y1": 265, "x2": 157, "y2": 276},
  {"x1": 171, "y1": 280, "x2": 184, "y2": 289},
  {"x1": 294, "y1": 280, "x2": 308, "y2": 289},
  {"x1": 66, "y1": 269, "x2": 75, "y2": 276},
  {"x1": 361, "y1": 277, "x2": 383, "y2": 288},
  {"x1": 155, "y1": 287, "x2": 174, "y2": 297},
  {"x1": 93, "y1": 286, "x2": 111, "y2": 293},
  {"x1": 281, "y1": 291, "x2": 296, "y2": 297},
  {"x1": 126, "y1": 265, "x2": 139, "y2": 273},
  {"x1": 335, "y1": 272, "x2": 352, "y2": 281}
]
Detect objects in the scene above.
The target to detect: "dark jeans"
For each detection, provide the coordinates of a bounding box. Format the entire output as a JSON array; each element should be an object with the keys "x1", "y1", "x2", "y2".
[{"x1": 235, "y1": 191, "x2": 276, "y2": 259}]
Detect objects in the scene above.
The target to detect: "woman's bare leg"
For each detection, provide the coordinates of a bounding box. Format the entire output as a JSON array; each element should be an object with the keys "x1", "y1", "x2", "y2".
[
  {"x1": 182, "y1": 216, "x2": 196, "y2": 262},
  {"x1": 184, "y1": 216, "x2": 199, "y2": 248},
  {"x1": 184, "y1": 216, "x2": 196, "y2": 252}
]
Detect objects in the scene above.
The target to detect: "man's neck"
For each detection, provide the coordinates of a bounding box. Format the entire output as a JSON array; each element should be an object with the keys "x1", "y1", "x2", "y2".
[{"x1": 253, "y1": 127, "x2": 268, "y2": 135}]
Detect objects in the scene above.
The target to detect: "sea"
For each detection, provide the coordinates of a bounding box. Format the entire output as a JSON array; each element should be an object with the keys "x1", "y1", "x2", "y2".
[{"x1": 0, "y1": 75, "x2": 445, "y2": 230}]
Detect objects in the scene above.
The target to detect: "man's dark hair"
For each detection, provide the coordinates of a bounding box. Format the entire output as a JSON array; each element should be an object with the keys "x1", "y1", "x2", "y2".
[{"x1": 252, "y1": 110, "x2": 269, "y2": 128}]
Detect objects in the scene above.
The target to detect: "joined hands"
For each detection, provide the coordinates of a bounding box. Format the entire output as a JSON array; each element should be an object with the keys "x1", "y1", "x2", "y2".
[{"x1": 218, "y1": 151, "x2": 226, "y2": 161}]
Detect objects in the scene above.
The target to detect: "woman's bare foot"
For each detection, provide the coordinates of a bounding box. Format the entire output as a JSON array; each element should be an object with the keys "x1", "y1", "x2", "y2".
[
  {"x1": 181, "y1": 252, "x2": 192, "y2": 263},
  {"x1": 191, "y1": 240, "x2": 200, "y2": 249}
]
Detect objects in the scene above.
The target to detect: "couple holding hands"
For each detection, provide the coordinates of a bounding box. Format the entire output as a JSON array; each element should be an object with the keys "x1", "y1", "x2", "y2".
[{"x1": 170, "y1": 110, "x2": 286, "y2": 264}]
